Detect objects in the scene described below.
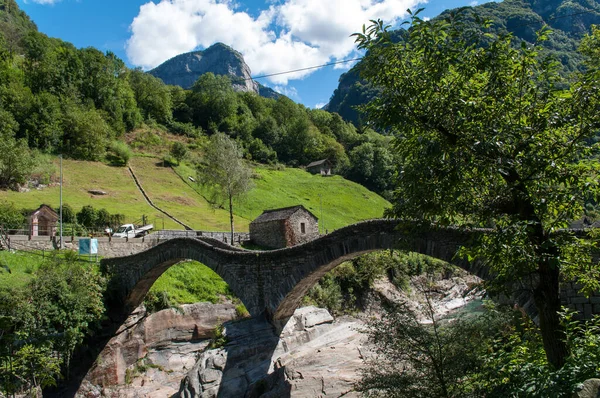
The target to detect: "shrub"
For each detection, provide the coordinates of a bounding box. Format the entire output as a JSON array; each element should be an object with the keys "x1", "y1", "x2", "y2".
[
  {"x1": 144, "y1": 290, "x2": 172, "y2": 313},
  {"x1": 95, "y1": 208, "x2": 110, "y2": 228},
  {"x1": 209, "y1": 323, "x2": 228, "y2": 349},
  {"x1": 130, "y1": 130, "x2": 163, "y2": 150},
  {"x1": 107, "y1": 140, "x2": 132, "y2": 166},
  {"x1": 60, "y1": 204, "x2": 76, "y2": 224},
  {"x1": 109, "y1": 214, "x2": 125, "y2": 229},
  {"x1": 167, "y1": 120, "x2": 202, "y2": 138},
  {"x1": 471, "y1": 311, "x2": 600, "y2": 397},
  {"x1": 357, "y1": 294, "x2": 511, "y2": 398},
  {"x1": 305, "y1": 251, "x2": 408, "y2": 313},
  {"x1": 170, "y1": 142, "x2": 187, "y2": 165},
  {"x1": 76, "y1": 205, "x2": 97, "y2": 229},
  {"x1": 0, "y1": 201, "x2": 25, "y2": 230}
]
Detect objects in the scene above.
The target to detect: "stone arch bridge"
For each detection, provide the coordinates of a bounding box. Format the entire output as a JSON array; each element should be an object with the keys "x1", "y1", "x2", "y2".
[{"x1": 101, "y1": 219, "x2": 491, "y2": 322}]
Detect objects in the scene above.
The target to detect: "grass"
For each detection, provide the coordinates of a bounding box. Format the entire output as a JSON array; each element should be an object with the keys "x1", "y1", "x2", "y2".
[
  {"x1": 0, "y1": 250, "x2": 101, "y2": 290},
  {"x1": 129, "y1": 157, "x2": 248, "y2": 231},
  {"x1": 0, "y1": 156, "x2": 389, "y2": 233},
  {"x1": 0, "y1": 159, "x2": 183, "y2": 230},
  {"x1": 0, "y1": 250, "x2": 44, "y2": 289},
  {"x1": 147, "y1": 260, "x2": 232, "y2": 305},
  {"x1": 175, "y1": 163, "x2": 390, "y2": 231}
]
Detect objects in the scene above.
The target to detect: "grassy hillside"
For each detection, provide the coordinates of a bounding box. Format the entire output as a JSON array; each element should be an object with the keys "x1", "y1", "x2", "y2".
[
  {"x1": 0, "y1": 156, "x2": 389, "y2": 232},
  {"x1": 0, "y1": 159, "x2": 184, "y2": 229},
  {"x1": 0, "y1": 250, "x2": 43, "y2": 289},
  {"x1": 129, "y1": 157, "x2": 248, "y2": 231},
  {"x1": 175, "y1": 163, "x2": 390, "y2": 231}
]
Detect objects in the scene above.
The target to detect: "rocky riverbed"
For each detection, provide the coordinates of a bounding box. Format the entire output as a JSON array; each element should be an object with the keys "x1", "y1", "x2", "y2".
[{"x1": 77, "y1": 271, "x2": 483, "y2": 397}]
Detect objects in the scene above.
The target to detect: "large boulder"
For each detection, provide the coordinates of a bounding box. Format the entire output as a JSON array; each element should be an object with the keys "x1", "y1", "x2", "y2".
[
  {"x1": 572, "y1": 379, "x2": 600, "y2": 398},
  {"x1": 178, "y1": 306, "x2": 365, "y2": 398}
]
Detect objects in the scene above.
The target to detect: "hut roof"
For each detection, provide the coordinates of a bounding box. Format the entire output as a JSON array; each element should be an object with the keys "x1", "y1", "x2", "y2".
[
  {"x1": 251, "y1": 205, "x2": 317, "y2": 224},
  {"x1": 29, "y1": 204, "x2": 58, "y2": 220},
  {"x1": 306, "y1": 159, "x2": 331, "y2": 169}
]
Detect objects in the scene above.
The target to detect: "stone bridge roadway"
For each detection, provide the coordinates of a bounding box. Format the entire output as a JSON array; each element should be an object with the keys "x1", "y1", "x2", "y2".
[{"x1": 101, "y1": 219, "x2": 490, "y2": 322}]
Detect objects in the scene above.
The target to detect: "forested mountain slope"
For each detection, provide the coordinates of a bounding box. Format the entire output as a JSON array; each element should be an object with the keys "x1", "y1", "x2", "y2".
[
  {"x1": 327, "y1": 0, "x2": 600, "y2": 125},
  {"x1": 0, "y1": 1, "x2": 395, "y2": 198}
]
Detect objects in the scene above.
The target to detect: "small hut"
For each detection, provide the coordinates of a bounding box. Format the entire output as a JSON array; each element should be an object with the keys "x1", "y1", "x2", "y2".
[
  {"x1": 306, "y1": 159, "x2": 333, "y2": 176},
  {"x1": 250, "y1": 205, "x2": 319, "y2": 249},
  {"x1": 28, "y1": 205, "x2": 58, "y2": 236}
]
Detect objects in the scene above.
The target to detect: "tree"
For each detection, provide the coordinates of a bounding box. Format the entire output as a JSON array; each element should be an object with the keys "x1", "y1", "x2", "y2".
[
  {"x1": 128, "y1": 68, "x2": 172, "y2": 125},
  {"x1": 60, "y1": 101, "x2": 112, "y2": 161},
  {"x1": 0, "y1": 110, "x2": 34, "y2": 190},
  {"x1": 357, "y1": 286, "x2": 509, "y2": 398},
  {"x1": 170, "y1": 141, "x2": 187, "y2": 165},
  {"x1": 353, "y1": 11, "x2": 600, "y2": 369},
  {"x1": 197, "y1": 133, "x2": 252, "y2": 243},
  {"x1": 76, "y1": 205, "x2": 97, "y2": 229},
  {"x1": 187, "y1": 73, "x2": 238, "y2": 133},
  {"x1": 0, "y1": 200, "x2": 24, "y2": 229},
  {"x1": 0, "y1": 251, "x2": 105, "y2": 395}
]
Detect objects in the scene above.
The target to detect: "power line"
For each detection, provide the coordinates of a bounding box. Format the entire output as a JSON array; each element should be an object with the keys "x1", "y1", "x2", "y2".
[
  {"x1": 249, "y1": 58, "x2": 363, "y2": 81},
  {"x1": 213, "y1": 9, "x2": 599, "y2": 87}
]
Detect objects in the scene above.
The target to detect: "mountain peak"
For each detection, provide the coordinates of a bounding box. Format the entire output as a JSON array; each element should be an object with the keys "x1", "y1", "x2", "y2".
[{"x1": 149, "y1": 42, "x2": 259, "y2": 94}]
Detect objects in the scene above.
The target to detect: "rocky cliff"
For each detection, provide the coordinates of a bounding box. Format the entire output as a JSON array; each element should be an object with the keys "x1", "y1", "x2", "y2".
[
  {"x1": 148, "y1": 42, "x2": 280, "y2": 99},
  {"x1": 76, "y1": 270, "x2": 483, "y2": 397}
]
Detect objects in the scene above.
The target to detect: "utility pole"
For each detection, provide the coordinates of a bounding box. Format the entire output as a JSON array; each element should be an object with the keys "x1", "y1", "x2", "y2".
[
  {"x1": 59, "y1": 155, "x2": 63, "y2": 249},
  {"x1": 319, "y1": 194, "x2": 324, "y2": 234}
]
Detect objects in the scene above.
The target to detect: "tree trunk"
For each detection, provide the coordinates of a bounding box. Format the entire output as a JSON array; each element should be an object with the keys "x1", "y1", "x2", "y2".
[
  {"x1": 229, "y1": 195, "x2": 234, "y2": 245},
  {"x1": 513, "y1": 187, "x2": 569, "y2": 369},
  {"x1": 534, "y1": 259, "x2": 569, "y2": 369}
]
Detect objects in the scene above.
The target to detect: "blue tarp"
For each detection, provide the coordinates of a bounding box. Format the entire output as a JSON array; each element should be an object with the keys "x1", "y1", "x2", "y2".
[{"x1": 79, "y1": 238, "x2": 98, "y2": 255}]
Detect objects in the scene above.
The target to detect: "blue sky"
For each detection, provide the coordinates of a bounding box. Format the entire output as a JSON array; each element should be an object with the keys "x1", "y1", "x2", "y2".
[{"x1": 16, "y1": 0, "x2": 497, "y2": 108}]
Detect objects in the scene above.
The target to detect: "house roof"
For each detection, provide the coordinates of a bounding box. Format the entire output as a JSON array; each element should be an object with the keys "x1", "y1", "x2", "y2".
[
  {"x1": 251, "y1": 205, "x2": 318, "y2": 224},
  {"x1": 306, "y1": 159, "x2": 331, "y2": 169},
  {"x1": 29, "y1": 204, "x2": 59, "y2": 220}
]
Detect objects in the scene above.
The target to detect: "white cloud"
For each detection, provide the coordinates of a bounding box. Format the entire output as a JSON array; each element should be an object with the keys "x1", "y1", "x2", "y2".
[
  {"x1": 470, "y1": 1, "x2": 479, "y2": 6},
  {"x1": 126, "y1": 0, "x2": 425, "y2": 84},
  {"x1": 314, "y1": 102, "x2": 326, "y2": 109},
  {"x1": 273, "y1": 84, "x2": 299, "y2": 99}
]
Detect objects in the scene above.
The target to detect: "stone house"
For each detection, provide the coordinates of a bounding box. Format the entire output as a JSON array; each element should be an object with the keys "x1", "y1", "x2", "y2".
[
  {"x1": 28, "y1": 204, "x2": 58, "y2": 236},
  {"x1": 306, "y1": 159, "x2": 333, "y2": 176},
  {"x1": 250, "y1": 205, "x2": 319, "y2": 249}
]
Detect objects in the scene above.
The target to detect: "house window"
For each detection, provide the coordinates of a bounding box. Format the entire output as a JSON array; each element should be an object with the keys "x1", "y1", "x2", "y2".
[{"x1": 300, "y1": 223, "x2": 306, "y2": 234}]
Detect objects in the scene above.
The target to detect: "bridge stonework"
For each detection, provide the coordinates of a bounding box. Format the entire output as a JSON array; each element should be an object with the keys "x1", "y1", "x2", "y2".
[
  {"x1": 100, "y1": 219, "x2": 598, "y2": 324},
  {"x1": 101, "y1": 220, "x2": 489, "y2": 322}
]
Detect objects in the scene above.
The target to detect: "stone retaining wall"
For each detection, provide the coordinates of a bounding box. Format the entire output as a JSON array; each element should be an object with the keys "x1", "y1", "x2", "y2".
[
  {"x1": 6, "y1": 235, "x2": 158, "y2": 258},
  {"x1": 561, "y1": 281, "x2": 600, "y2": 320},
  {"x1": 5, "y1": 230, "x2": 250, "y2": 258}
]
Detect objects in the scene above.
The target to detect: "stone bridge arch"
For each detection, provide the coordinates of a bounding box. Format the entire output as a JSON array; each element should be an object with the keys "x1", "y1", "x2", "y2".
[{"x1": 100, "y1": 220, "x2": 489, "y2": 322}]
